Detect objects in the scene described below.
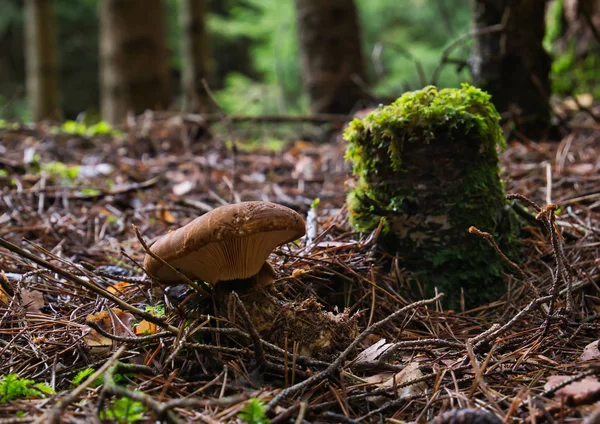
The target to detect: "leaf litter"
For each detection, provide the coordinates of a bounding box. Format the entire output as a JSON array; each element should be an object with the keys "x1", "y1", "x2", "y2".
[{"x1": 0, "y1": 112, "x2": 599, "y2": 422}]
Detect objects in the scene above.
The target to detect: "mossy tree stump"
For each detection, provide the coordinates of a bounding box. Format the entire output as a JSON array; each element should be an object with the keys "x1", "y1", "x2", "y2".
[{"x1": 344, "y1": 84, "x2": 519, "y2": 308}]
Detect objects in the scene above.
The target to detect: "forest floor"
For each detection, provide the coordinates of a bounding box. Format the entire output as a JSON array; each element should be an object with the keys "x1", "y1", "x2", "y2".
[{"x1": 0, "y1": 109, "x2": 599, "y2": 423}]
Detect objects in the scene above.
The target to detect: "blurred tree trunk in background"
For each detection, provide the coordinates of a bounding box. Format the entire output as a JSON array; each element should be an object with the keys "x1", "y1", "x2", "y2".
[
  {"x1": 100, "y1": 0, "x2": 170, "y2": 124},
  {"x1": 563, "y1": 0, "x2": 600, "y2": 53},
  {"x1": 25, "y1": 0, "x2": 61, "y2": 121},
  {"x1": 471, "y1": 0, "x2": 551, "y2": 139},
  {"x1": 294, "y1": 0, "x2": 366, "y2": 114},
  {"x1": 180, "y1": 0, "x2": 211, "y2": 112}
]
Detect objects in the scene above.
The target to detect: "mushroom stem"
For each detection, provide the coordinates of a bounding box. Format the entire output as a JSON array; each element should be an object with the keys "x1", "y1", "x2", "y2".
[{"x1": 256, "y1": 261, "x2": 276, "y2": 286}]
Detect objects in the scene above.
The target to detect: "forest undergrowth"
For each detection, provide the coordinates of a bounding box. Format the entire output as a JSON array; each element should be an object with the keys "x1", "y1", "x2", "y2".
[{"x1": 0, "y1": 110, "x2": 599, "y2": 423}]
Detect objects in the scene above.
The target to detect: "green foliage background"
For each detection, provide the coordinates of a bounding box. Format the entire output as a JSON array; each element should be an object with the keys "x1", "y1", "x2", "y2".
[
  {"x1": 1, "y1": 0, "x2": 472, "y2": 119},
  {"x1": 195, "y1": 0, "x2": 472, "y2": 115}
]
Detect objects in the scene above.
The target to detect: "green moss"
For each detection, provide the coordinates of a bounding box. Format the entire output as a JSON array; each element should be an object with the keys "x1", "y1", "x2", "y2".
[
  {"x1": 551, "y1": 42, "x2": 600, "y2": 99},
  {"x1": 545, "y1": 3, "x2": 600, "y2": 99},
  {"x1": 345, "y1": 84, "x2": 504, "y2": 172},
  {"x1": 543, "y1": 0, "x2": 563, "y2": 51},
  {"x1": 344, "y1": 84, "x2": 519, "y2": 308}
]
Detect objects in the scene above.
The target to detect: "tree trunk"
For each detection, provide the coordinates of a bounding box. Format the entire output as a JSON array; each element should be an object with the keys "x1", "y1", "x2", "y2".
[
  {"x1": 180, "y1": 0, "x2": 211, "y2": 112},
  {"x1": 294, "y1": 0, "x2": 366, "y2": 114},
  {"x1": 100, "y1": 0, "x2": 171, "y2": 124},
  {"x1": 471, "y1": 0, "x2": 551, "y2": 139},
  {"x1": 24, "y1": 0, "x2": 61, "y2": 121},
  {"x1": 564, "y1": 0, "x2": 600, "y2": 54}
]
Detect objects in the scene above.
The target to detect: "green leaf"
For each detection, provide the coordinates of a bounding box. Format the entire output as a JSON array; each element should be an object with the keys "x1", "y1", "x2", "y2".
[
  {"x1": 99, "y1": 397, "x2": 146, "y2": 423},
  {"x1": 72, "y1": 368, "x2": 102, "y2": 388},
  {"x1": 0, "y1": 374, "x2": 54, "y2": 402},
  {"x1": 61, "y1": 120, "x2": 87, "y2": 135},
  {"x1": 144, "y1": 304, "x2": 165, "y2": 317},
  {"x1": 79, "y1": 188, "x2": 101, "y2": 196},
  {"x1": 238, "y1": 398, "x2": 270, "y2": 424},
  {"x1": 33, "y1": 383, "x2": 55, "y2": 396}
]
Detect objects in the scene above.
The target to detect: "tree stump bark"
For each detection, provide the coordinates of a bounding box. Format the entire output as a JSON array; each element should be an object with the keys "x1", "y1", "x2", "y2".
[{"x1": 344, "y1": 85, "x2": 520, "y2": 308}]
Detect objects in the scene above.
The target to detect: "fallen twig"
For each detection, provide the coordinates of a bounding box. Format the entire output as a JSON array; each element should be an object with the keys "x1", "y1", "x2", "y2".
[
  {"x1": 0, "y1": 236, "x2": 179, "y2": 334},
  {"x1": 41, "y1": 345, "x2": 127, "y2": 424}
]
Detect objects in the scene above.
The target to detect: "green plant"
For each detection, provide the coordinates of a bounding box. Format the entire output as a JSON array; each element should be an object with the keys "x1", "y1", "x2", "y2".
[
  {"x1": 544, "y1": 0, "x2": 600, "y2": 99},
  {"x1": 99, "y1": 397, "x2": 146, "y2": 423},
  {"x1": 58, "y1": 120, "x2": 123, "y2": 137},
  {"x1": 85, "y1": 121, "x2": 116, "y2": 136},
  {"x1": 0, "y1": 374, "x2": 54, "y2": 402},
  {"x1": 238, "y1": 398, "x2": 269, "y2": 424},
  {"x1": 42, "y1": 161, "x2": 81, "y2": 181},
  {"x1": 551, "y1": 43, "x2": 600, "y2": 98},
  {"x1": 144, "y1": 304, "x2": 165, "y2": 317},
  {"x1": 72, "y1": 368, "x2": 103, "y2": 388},
  {"x1": 0, "y1": 119, "x2": 20, "y2": 130},
  {"x1": 543, "y1": 0, "x2": 563, "y2": 51},
  {"x1": 106, "y1": 215, "x2": 119, "y2": 225},
  {"x1": 72, "y1": 368, "x2": 95, "y2": 385},
  {"x1": 79, "y1": 188, "x2": 101, "y2": 196},
  {"x1": 28, "y1": 153, "x2": 41, "y2": 173},
  {"x1": 60, "y1": 120, "x2": 87, "y2": 136}
]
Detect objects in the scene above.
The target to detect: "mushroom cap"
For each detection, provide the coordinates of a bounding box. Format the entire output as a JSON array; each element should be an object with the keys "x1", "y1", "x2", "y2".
[{"x1": 143, "y1": 201, "x2": 306, "y2": 284}]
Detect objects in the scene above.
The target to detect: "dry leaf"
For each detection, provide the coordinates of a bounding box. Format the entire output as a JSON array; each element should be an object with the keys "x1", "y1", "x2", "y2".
[
  {"x1": 172, "y1": 180, "x2": 194, "y2": 196},
  {"x1": 354, "y1": 338, "x2": 393, "y2": 365},
  {"x1": 20, "y1": 289, "x2": 45, "y2": 314},
  {"x1": 83, "y1": 329, "x2": 114, "y2": 352},
  {"x1": 84, "y1": 308, "x2": 134, "y2": 352},
  {"x1": 0, "y1": 280, "x2": 45, "y2": 313},
  {"x1": 580, "y1": 340, "x2": 600, "y2": 361},
  {"x1": 292, "y1": 156, "x2": 315, "y2": 179},
  {"x1": 107, "y1": 281, "x2": 131, "y2": 295},
  {"x1": 291, "y1": 268, "x2": 308, "y2": 278},
  {"x1": 155, "y1": 204, "x2": 176, "y2": 223},
  {"x1": 134, "y1": 320, "x2": 158, "y2": 335},
  {"x1": 0, "y1": 272, "x2": 11, "y2": 306},
  {"x1": 545, "y1": 375, "x2": 600, "y2": 402},
  {"x1": 0, "y1": 288, "x2": 9, "y2": 307},
  {"x1": 365, "y1": 362, "x2": 427, "y2": 406},
  {"x1": 566, "y1": 164, "x2": 595, "y2": 175},
  {"x1": 288, "y1": 140, "x2": 313, "y2": 157},
  {"x1": 240, "y1": 172, "x2": 266, "y2": 184},
  {"x1": 561, "y1": 93, "x2": 594, "y2": 111}
]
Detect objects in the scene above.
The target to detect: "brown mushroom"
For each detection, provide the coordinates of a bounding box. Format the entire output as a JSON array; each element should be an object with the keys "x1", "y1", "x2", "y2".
[{"x1": 143, "y1": 201, "x2": 305, "y2": 286}]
